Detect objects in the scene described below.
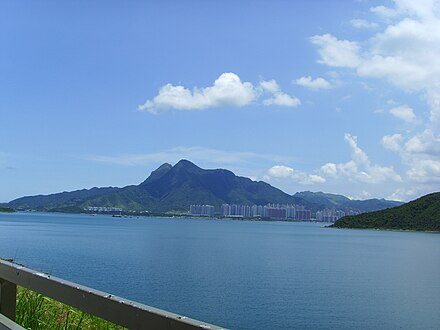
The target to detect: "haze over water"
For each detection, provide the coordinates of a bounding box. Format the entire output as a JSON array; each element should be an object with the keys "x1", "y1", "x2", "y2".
[{"x1": 0, "y1": 212, "x2": 439, "y2": 329}]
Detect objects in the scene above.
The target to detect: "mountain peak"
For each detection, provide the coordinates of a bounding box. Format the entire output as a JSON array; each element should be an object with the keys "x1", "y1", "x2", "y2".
[
  {"x1": 140, "y1": 162, "x2": 173, "y2": 186},
  {"x1": 172, "y1": 159, "x2": 204, "y2": 173},
  {"x1": 174, "y1": 159, "x2": 199, "y2": 168},
  {"x1": 156, "y1": 162, "x2": 172, "y2": 171}
]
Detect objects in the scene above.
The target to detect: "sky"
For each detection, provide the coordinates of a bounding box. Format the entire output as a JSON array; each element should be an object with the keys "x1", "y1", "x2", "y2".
[{"x1": 1, "y1": 0, "x2": 440, "y2": 203}]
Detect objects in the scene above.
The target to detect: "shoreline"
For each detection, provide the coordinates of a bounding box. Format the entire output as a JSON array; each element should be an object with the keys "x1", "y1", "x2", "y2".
[
  {"x1": 4, "y1": 210, "x2": 333, "y2": 225},
  {"x1": 328, "y1": 225, "x2": 440, "y2": 234}
]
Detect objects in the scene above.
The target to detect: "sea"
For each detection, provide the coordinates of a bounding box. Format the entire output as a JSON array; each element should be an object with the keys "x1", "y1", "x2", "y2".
[{"x1": 0, "y1": 212, "x2": 439, "y2": 329}]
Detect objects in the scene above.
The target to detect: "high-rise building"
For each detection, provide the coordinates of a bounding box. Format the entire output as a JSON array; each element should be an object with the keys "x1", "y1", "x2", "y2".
[{"x1": 190, "y1": 204, "x2": 215, "y2": 216}]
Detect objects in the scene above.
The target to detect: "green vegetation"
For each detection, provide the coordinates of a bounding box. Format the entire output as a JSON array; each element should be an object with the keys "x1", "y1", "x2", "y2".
[
  {"x1": 332, "y1": 192, "x2": 440, "y2": 232},
  {"x1": 16, "y1": 286, "x2": 125, "y2": 330},
  {"x1": 0, "y1": 207, "x2": 15, "y2": 213}
]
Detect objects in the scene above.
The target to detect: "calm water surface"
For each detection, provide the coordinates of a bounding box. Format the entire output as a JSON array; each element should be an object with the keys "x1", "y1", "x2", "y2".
[{"x1": 0, "y1": 212, "x2": 439, "y2": 329}]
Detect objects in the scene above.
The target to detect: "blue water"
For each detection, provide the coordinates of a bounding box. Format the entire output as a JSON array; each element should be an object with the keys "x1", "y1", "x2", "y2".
[{"x1": 0, "y1": 212, "x2": 439, "y2": 329}]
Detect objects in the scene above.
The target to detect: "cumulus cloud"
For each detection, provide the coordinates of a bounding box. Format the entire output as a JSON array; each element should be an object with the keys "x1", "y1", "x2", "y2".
[
  {"x1": 295, "y1": 76, "x2": 331, "y2": 90},
  {"x1": 259, "y1": 80, "x2": 279, "y2": 93},
  {"x1": 320, "y1": 133, "x2": 402, "y2": 184},
  {"x1": 382, "y1": 133, "x2": 403, "y2": 151},
  {"x1": 370, "y1": 5, "x2": 398, "y2": 19},
  {"x1": 267, "y1": 165, "x2": 325, "y2": 185},
  {"x1": 313, "y1": 1, "x2": 440, "y2": 95},
  {"x1": 138, "y1": 73, "x2": 256, "y2": 113},
  {"x1": 262, "y1": 93, "x2": 301, "y2": 107},
  {"x1": 320, "y1": 163, "x2": 338, "y2": 177},
  {"x1": 268, "y1": 165, "x2": 295, "y2": 178},
  {"x1": 389, "y1": 105, "x2": 416, "y2": 123},
  {"x1": 311, "y1": 0, "x2": 440, "y2": 199},
  {"x1": 407, "y1": 159, "x2": 440, "y2": 183},
  {"x1": 260, "y1": 79, "x2": 301, "y2": 107},
  {"x1": 310, "y1": 34, "x2": 361, "y2": 68},
  {"x1": 266, "y1": 133, "x2": 401, "y2": 191},
  {"x1": 139, "y1": 73, "x2": 300, "y2": 113}
]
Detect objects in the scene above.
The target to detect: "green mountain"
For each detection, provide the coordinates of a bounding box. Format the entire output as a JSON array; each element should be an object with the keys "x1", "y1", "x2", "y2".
[
  {"x1": 8, "y1": 160, "x2": 309, "y2": 213},
  {"x1": 7, "y1": 160, "x2": 402, "y2": 214},
  {"x1": 294, "y1": 191, "x2": 402, "y2": 211},
  {"x1": 8, "y1": 187, "x2": 120, "y2": 212},
  {"x1": 331, "y1": 192, "x2": 440, "y2": 231}
]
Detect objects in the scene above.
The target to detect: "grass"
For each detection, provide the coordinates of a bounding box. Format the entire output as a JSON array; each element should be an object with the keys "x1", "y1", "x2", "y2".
[{"x1": 16, "y1": 287, "x2": 126, "y2": 330}]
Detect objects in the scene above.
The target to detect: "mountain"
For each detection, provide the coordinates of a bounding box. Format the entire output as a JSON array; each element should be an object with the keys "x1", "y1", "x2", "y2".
[
  {"x1": 294, "y1": 191, "x2": 403, "y2": 212},
  {"x1": 331, "y1": 192, "x2": 440, "y2": 231},
  {"x1": 7, "y1": 160, "x2": 402, "y2": 214},
  {"x1": 8, "y1": 187, "x2": 120, "y2": 212},
  {"x1": 8, "y1": 160, "x2": 309, "y2": 213}
]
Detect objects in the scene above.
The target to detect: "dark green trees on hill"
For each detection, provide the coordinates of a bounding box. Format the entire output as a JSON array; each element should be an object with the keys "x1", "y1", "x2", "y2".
[
  {"x1": 332, "y1": 192, "x2": 440, "y2": 231},
  {"x1": 0, "y1": 207, "x2": 15, "y2": 213}
]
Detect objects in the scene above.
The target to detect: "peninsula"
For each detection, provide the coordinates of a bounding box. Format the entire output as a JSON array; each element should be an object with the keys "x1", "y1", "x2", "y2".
[{"x1": 331, "y1": 192, "x2": 440, "y2": 232}]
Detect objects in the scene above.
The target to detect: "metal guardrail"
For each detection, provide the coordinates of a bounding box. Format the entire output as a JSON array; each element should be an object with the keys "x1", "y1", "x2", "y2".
[{"x1": 0, "y1": 259, "x2": 225, "y2": 329}]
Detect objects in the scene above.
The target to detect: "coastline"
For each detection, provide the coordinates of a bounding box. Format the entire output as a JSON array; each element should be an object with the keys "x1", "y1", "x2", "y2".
[
  {"x1": 3, "y1": 210, "x2": 332, "y2": 225},
  {"x1": 328, "y1": 225, "x2": 440, "y2": 234}
]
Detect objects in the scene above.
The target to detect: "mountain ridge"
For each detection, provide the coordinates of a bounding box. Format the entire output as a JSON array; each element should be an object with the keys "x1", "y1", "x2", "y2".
[{"x1": 7, "y1": 160, "x2": 402, "y2": 214}]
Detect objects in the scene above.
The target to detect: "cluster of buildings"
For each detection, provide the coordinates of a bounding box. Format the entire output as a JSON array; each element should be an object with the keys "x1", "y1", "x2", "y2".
[
  {"x1": 189, "y1": 203, "x2": 363, "y2": 222},
  {"x1": 84, "y1": 206, "x2": 123, "y2": 213},
  {"x1": 189, "y1": 204, "x2": 215, "y2": 217},
  {"x1": 220, "y1": 203, "x2": 312, "y2": 220},
  {"x1": 189, "y1": 203, "x2": 312, "y2": 220}
]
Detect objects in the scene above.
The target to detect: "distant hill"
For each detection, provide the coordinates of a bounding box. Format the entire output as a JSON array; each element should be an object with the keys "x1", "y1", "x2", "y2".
[
  {"x1": 8, "y1": 160, "x2": 309, "y2": 213},
  {"x1": 7, "y1": 160, "x2": 402, "y2": 214},
  {"x1": 331, "y1": 192, "x2": 440, "y2": 232},
  {"x1": 294, "y1": 191, "x2": 403, "y2": 212}
]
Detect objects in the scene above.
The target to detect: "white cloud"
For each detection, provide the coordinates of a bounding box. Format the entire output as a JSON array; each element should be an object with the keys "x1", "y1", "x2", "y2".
[
  {"x1": 295, "y1": 76, "x2": 331, "y2": 90},
  {"x1": 404, "y1": 129, "x2": 440, "y2": 155},
  {"x1": 382, "y1": 133, "x2": 403, "y2": 151},
  {"x1": 260, "y1": 79, "x2": 301, "y2": 107},
  {"x1": 313, "y1": 2, "x2": 440, "y2": 94},
  {"x1": 319, "y1": 133, "x2": 402, "y2": 184},
  {"x1": 267, "y1": 165, "x2": 325, "y2": 185},
  {"x1": 259, "y1": 80, "x2": 279, "y2": 93},
  {"x1": 406, "y1": 159, "x2": 440, "y2": 183},
  {"x1": 350, "y1": 19, "x2": 379, "y2": 29},
  {"x1": 308, "y1": 174, "x2": 326, "y2": 184},
  {"x1": 138, "y1": 73, "x2": 257, "y2": 113},
  {"x1": 268, "y1": 165, "x2": 295, "y2": 178},
  {"x1": 267, "y1": 133, "x2": 401, "y2": 192},
  {"x1": 370, "y1": 5, "x2": 398, "y2": 19},
  {"x1": 139, "y1": 74, "x2": 301, "y2": 113},
  {"x1": 389, "y1": 105, "x2": 416, "y2": 123},
  {"x1": 320, "y1": 163, "x2": 338, "y2": 177},
  {"x1": 262, "y1": 93, "x2": 301, "y2": 107},
  {"x1": 311, "y1": 0, "x2": 440, "y2": 199},
  {"x1": 310, "y1": 34, "x2": 361, "y2": 68}
]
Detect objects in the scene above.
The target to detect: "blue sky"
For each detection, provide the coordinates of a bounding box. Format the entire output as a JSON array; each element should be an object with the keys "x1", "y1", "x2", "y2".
[{"x1": 1, "y1": 0, "x2": 440, "y2": 202}]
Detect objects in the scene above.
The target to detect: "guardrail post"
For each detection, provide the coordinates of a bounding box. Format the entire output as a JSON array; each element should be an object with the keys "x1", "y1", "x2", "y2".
[{"x1": 0, "y1": 279, "x2": 16, "y2": 321}]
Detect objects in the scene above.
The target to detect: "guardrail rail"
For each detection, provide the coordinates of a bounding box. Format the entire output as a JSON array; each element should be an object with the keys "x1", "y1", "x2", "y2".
[{"x1": 0, "y1": 259, "x2": 225, "y2": 330}]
